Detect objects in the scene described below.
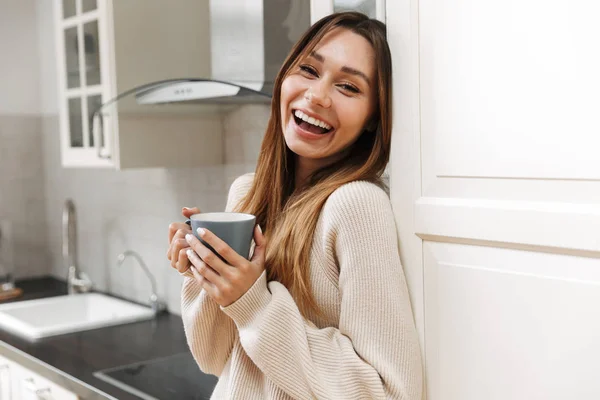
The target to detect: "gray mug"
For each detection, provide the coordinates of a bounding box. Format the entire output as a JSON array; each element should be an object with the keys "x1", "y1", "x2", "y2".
[{"x1": 186, "y1": 212, "x2": 256, "y2": 261}]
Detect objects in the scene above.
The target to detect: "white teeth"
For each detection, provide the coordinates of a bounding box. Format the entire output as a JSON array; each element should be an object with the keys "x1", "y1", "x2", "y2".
[{"x1": 294, "y1": 110, "x2": 331, "y2": 130}]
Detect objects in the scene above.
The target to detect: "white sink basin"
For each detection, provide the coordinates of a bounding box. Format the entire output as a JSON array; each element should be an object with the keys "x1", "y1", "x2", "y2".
[{"x1": 0, "y1": 293, "x2": 155, "y2": 340}]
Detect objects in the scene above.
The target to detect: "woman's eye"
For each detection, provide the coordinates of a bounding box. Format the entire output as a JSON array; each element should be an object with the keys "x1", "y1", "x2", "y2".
[
  {"x1": 339, "y1": 83, "x2": 360, "y2": 94},
  {"x1": 299, "y1": 65, "x2": 318, "y2": 76}
]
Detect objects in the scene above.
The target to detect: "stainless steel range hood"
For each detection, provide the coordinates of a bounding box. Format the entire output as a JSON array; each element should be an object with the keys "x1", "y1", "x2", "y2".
[{"x1": 133, "y1": 0, "x2": 310, "y2": 105}]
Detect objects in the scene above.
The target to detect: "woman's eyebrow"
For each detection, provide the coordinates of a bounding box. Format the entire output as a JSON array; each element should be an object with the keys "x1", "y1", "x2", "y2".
[{"x1": 309, "y1": 51, "x2": 371, "y2": 86}]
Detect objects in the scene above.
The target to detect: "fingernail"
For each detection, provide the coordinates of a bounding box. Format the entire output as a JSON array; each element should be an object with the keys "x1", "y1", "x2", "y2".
[
  {"x1": 185, "y1": 234, "x2": 193, "y2": 243},
  {"x1": 186, "y1": 249, "x2": 193, "y2": 257},
  {"x1": 257, "y1": 224, "x2": 262, "y2": 234},
  {"x1": 197, "y1": 228, "x2": 205, "y2": 236}
]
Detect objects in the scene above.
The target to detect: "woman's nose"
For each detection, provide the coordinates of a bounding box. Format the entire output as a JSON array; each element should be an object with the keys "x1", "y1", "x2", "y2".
[{"x1": 304, "y1": 85, "x2": 331, "y2": 108}]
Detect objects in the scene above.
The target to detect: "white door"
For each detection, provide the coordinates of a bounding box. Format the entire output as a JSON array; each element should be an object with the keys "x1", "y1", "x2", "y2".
[{"x1": 388, "y1": 1, "x2": 600, "y2": 399}]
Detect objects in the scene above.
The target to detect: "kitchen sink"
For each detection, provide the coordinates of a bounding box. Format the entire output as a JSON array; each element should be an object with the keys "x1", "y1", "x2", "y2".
[{"x1": 0, "y1": 292, "x2": 155, "y2": 340}]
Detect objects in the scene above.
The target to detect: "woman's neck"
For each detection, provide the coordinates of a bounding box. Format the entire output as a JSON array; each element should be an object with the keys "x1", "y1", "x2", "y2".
[
  {"x1": 294, "y1": 152, "x2": 349, "y2": 190},
  {"x1": 294, "y1": 157, "x2": 322, "y2": 190}
]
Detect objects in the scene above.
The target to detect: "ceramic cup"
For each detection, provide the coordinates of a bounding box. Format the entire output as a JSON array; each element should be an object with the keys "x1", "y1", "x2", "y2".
[{"x1": 186, "y1": 212, "x2": 256, "y2": 260}]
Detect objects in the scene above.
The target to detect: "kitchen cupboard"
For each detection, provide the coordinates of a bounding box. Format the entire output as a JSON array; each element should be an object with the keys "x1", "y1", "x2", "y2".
[
  {"x1": 54, "y1": 0, "x2": 222, "y2": 169},
  {"x1": 388, "y1": 0, "x2": 600, "y2": 398},
  {"x1": 0, "y1": 354, "x2": 78, "y2": 400}
]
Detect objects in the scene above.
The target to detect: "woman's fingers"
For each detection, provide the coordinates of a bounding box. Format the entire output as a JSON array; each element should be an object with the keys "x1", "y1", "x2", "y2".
[
  {"x1": 186, "y1": 249, "x2": 223, "y2": 283},
  {"x1": 190, "y1": 265, "x2": 218, "y2": 297},
  {"x1": 185, "y1": 232, "x2": 234, "y2": 277},
  {"x1": 194, "y1": 228, "x2": 247, "y2": 267},
  {"x1": 168, "y1": 222, "x2": 190, "y2": 244},
  {"x1": 169, "y1": 234, "x2": 189, "y2": 267},
  {"x1": 182, "y1": 207, "x2": 201, "y2": 218},
  {"x1": 250, "y1": 224, "x2": 266, "y2": 264},
  {"x1": 168, "y1": 226, "x2": 191, "y2": 263},
  {"x1": 175, "y1": 247, "x2": 191, "y2": 273},
  {"x1": 167, "y1": 207, "x2": 199, "y2": 264}
]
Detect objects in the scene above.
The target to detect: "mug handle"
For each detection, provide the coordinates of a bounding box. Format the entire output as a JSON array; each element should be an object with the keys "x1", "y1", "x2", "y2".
[{"x1": 185, "y1": 219, "x2": 191, "y2": 227}]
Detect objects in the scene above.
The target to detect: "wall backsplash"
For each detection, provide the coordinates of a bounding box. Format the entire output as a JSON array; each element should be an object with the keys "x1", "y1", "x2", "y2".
[
  {"x1": 0, "y1": 115, "x2": 50, "y2": 279},
  {"x1": 40, "y1": 104, "x2": 270, "y2": 316}
]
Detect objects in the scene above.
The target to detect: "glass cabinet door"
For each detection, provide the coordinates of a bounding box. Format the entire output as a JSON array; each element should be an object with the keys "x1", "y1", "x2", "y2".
[
  {"x1": 64, "y1": 26, "x2": 80, "y2": 89},
  {"x1": 81, "y1": 0, "x2": 97, "y2": 13},
  {"x1": 62, "y1": 0, "x2": 76, "y2": 18},
  {"x1": 59, "y1": 0, "x2": 108, "y2": 161}
]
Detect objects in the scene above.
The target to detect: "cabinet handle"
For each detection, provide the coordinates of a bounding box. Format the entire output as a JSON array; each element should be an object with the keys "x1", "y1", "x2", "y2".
[
  {"x1": 23, "y1": 377, "x2": 53, "y2": 400},
  {"x1": 92, "y1": 112, "x2": 112, "y2": 160}
]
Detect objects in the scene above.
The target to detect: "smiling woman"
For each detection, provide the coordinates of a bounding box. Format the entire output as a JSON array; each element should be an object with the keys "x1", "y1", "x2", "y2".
[
  {"x1": 281, "y1": 27, "x2": 377, "y2": 174},
  {"x1": 167, "y1": 11, "x2": 423, "y2": 400}
]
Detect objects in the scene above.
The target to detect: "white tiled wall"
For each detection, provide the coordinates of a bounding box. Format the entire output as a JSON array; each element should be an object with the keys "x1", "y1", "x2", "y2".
[
  {"x1": 0, "y1": 1, "x2": 49, "y2": 280},
  {"x1": 41, "y1": 105, "x2": 269, "y2": 315},
  {"x1": 0, "y1": 116, "x2": 50, "y2": 279}
]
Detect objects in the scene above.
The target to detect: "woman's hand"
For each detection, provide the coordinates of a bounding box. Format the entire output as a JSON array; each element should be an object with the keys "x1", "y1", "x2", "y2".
[
  {"x1": 167, "y1": 207, "x2": 200, "y2": 274},
  {"x1": 185, "y1": 225, "x2": 266, "y2": 307}
]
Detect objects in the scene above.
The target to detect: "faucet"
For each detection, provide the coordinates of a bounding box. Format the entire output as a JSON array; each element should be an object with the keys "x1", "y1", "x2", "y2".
[
  {"x1": 117, "y1": 250, "x2": 166, "y2": 315},
  {"x1": 63, "y1": 199, "x2": 92, "y2": 294}
]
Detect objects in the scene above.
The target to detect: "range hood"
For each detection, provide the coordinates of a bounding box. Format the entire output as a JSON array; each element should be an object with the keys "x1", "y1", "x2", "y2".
[{"x1": 133, "y1": 0, "x2": 310, "y2": 105}]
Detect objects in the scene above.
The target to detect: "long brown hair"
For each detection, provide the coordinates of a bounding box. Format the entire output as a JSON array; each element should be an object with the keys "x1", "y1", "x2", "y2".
[{"x1": 235, "y1": 12, "x2": 392, "y2": 318}]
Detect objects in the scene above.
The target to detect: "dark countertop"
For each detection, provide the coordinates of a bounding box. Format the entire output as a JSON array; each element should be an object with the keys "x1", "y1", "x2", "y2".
[{"x1": 0, "y1": 277, "x2": 192, "y2": 400}]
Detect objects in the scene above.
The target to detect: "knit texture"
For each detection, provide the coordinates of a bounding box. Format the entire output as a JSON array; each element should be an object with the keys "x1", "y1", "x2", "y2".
[{"x1": 181, "y1": 173, "x2": 423, "y2": 399}]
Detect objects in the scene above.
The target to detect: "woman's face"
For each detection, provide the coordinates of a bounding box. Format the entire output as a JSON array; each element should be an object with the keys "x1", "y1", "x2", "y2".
[{"x1": 280, "y1": 27, "x2": 377, "y2": 170}]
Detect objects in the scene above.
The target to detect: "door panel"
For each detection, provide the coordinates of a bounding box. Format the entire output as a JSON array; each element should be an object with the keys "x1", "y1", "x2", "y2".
[
  {"x1": 419, "y1": 0, "x2": 600, "y2": 212},
  {"x1": 387, "y1": 0, "x2": 600, "y2": 399},
  {"x1": 419, "y1": 0, "x2": 600, "y2": 183},
  {"x1": 424, "y1": 242, "x2": 600, "y2": 400}
]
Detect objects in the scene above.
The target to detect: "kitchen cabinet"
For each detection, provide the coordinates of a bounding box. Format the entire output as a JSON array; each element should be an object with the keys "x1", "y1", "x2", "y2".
[
  {"x1": 54, "y1": 0, "x2": 223, "y2": 169},
  {"x1": 310, "y1": 0, "x2": 385, "y2": 23},
  {"x1": 0, "y1": 354, "x2": 78, "y2": 399}
]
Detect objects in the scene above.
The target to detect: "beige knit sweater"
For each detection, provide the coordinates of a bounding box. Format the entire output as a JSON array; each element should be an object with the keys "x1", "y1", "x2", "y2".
[{"x1": 181, "y1": 173, "x2": 423, "y2": 399}]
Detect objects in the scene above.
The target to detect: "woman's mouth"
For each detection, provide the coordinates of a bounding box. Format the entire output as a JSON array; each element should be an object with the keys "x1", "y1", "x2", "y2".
[{"x1": 292, "y1": 110, "x2": 333, "y2": 135}]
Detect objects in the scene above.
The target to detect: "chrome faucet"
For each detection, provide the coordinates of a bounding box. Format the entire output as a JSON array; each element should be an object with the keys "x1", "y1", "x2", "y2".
[
  {"x1": 63, "y1": 199, "x2": 92, "y2": 294},
  {"x1": 117, "y1": 250, "x2": 166, "y2": 315}
]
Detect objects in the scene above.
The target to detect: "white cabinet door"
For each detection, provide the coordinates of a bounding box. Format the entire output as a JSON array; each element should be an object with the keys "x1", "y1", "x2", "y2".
[
  {"x1": 0, "y1": 363, "x2": 11, "y2": 400},
  {"x1": 310, "y1": 0, "x2": 385, "y2": 24},
  {"x1": 389, "y1": 0, "x2": 600, "y2": 399},
  {"x1": 0, "y1": 354, "x2": 79, "y2": 400},
  {"x1": 55, "y1": 0, "x2": 113, "y2": 167},
  {"x1": 13, "y1": 365, "x2": 79, "y2": 400}
]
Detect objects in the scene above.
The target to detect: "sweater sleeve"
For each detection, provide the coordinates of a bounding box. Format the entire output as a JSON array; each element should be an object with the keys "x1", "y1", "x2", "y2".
[
  {"x1": 220, "y1": 182, "x2": 423, "y2": 400},
  {"x1": 181, "y1": 173, "x2": 255, "y2": 376}
]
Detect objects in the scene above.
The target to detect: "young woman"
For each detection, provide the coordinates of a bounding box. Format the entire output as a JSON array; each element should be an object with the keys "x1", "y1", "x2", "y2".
[{"x1": 167, "y1": 11, "x2": 423, "y2": 400}]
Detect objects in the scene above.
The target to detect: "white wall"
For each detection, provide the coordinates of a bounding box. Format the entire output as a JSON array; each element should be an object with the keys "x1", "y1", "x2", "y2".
[
  {"x1": 35, "y1": 0, "x2": 59, "y2": 116},
  {"x1": 0, "y1": 0, "x2": 41, "y2": 115},
  {"x1": 0, "y1": 0, "x2": 49, "y2": 280}
]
